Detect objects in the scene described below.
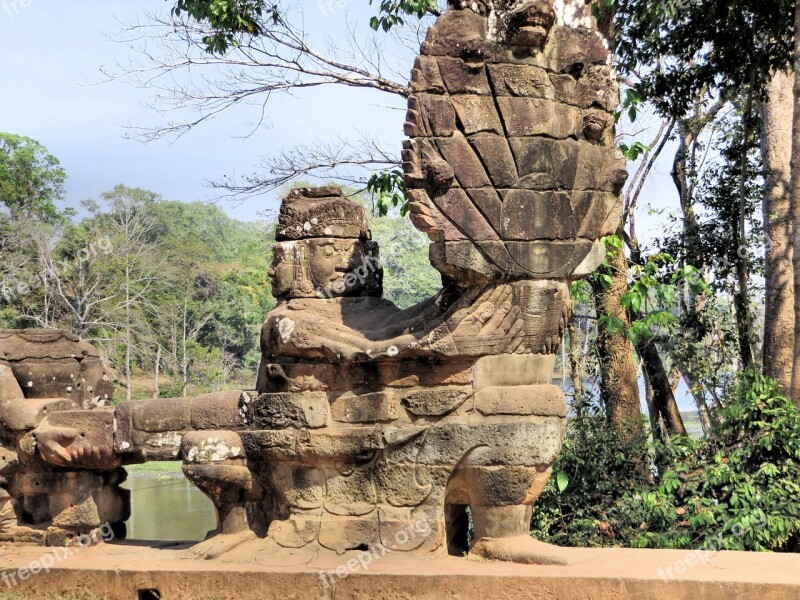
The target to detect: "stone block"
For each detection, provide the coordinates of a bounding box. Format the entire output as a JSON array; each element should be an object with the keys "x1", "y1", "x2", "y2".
[
  {"x1": 451, "y1": 96, "x2": 504, "y2": 135},
  {"x1": 33, "y1": 409, "x2": 119, "y2": 469},
  {"x1": 329, "y1": 391, "x2": 397, "y2": 424},
  {"x1": 0, "y1": 397, "x2": 78, "y2": 431},
  {"x1": 432, "y1": 240, "x2": 595, "y2": 282},
  {"x1": 190, "y1": 391, "x2": 251, "y2": 430},
  {"x1": 252, "y1": 393, "x2": 330, "y2": 429},
  {"x1": 406, "y1": 94, "x2": 456, "y2": 137},
  {"x1": 181, "y1": 431, "x2": 245, "y2": 464},
  {"x1": 574, "y1": 142, "x2": 628, "y2": 193},
  {"x1": 508, "y1": 137, "x2": 579, "y2": 190},
  {"x1": 420, "y1": 10, "x2": 487, "y2": 58},
  {"x1": 373, "y1": 463, "x2": 439, "y2": 507},
  {"x1": 378, "y1": 506, "x2": 445, "y2": 552},
  {"x1": 410, "y1": 56, "x2": 446, "y2": 94},
  {"x1": 545, "y1": 25, "x2": 609, "y2": 70},
  {"x1": 10, "y1": 358, "x2": 82, "y2": 403},
  {"x1": 467, "y1": 134, "x2": 518, "y2": 189},
  {"x1": 51, "y1": 494, "x2": 101, "y2": 530},
  {"x1": 487, "y1": 64, "x2": 554, "y2": 98},
  {"x1": 430, "y1": 188, "x2": 499, "y2": 242},
  {"x1": 268, "y1": 463, "x2": 326, "y2": 510},
  {"x1": 268, "y1": 509, "x2": 321, "y2": 549},
  {"x1": 241, "y1": 430, "x2": 297, "y2": 461},
  {"x1": 501, "y1": 190, "x2": 577, "y2": 240},
  {"x1": 497, "y1": 97, "x2": 582, "y2": 139},
  {"x1": 323, "y1": 465, "x2": 377, "y2": 516},
  {"x1": 386, "y1": 420, "x2": 565, "y2": 467},
  {"x1": 475, "y1": 385, "x2": 566, "y2": 417},
  {"x1": 437, "y1": 57, "x2": 490, "y2": 95},
  {"x1": 573, "y1": 191, "x2": 623, "y2": 239},
  {"x1": 132, "y1": 397, "x2": 191, "y2": 433},
  {"x1": 296, "y1": 428, "x2": 382, "y2": 463},
  {"x1": 0, "y1": 364, "x2": 24, "y2": 401},
  {"x1": 378, "y1": 360, "x2": 474, "y2": 388},
  {"x1": 318, "y1": 513, "x2": 379, "y2": 554},
  {"x1": 435, "y1": 134, "x2": 492, "y2": 189},
  {"x1": 472, "y1": 354, "x2": 556, "y2": 389},
  {"x1": 399, "y1": 387, "x2": 471, "y2": 417},
  {"x1": 466, "y1": 188, "x2": 504, "y2": 231},
  {"x1": 457, "y1": 465, "x2": 551, "y2": 507}
]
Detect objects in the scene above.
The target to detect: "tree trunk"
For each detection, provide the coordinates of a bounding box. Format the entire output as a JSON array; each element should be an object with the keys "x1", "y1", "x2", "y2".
[
  {"x1": 762, "y1": 70, "x2": 795, "y2": 392},
  {"x1": 152, "y1": 344, "x2": 161, "y2": 401},
  {"x1": 592, "y1": 239, "x2": 646, "y2": 442},
  {"x1": 124, "y1": 266, "x2": 132, "y2": 403},
  {"x1": 181, "y1": 296, "x2": 190, "y2": 398},
  {"x1": 636, "y1": 338, "x2": 687, "y2": 437},
  {"x1": 567, "y1": 318, "x2": 585, "y2": 417},
  {"x1": 791, "y1": 0, "x2": 800, "y2": 408},
  {"x1": 733, "y1": 74, "x2": 756, "y2": 368},
  {"x1": 644, "y1": 364, "x2": 666, "y2": 444}
]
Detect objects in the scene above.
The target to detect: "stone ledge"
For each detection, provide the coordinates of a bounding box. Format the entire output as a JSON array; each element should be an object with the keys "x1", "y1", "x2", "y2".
[{"x1": 0, "y1": 542, "x2": 798, "y2": 599}]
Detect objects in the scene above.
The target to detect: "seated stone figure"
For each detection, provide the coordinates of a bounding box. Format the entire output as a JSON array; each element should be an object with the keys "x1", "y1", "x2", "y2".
[
  {"x1": 9, "y1": 0, "x2": 625, "y2": 565},
  {"x1": 247, "y1": 0, "x2": 624, "y2": 563}
]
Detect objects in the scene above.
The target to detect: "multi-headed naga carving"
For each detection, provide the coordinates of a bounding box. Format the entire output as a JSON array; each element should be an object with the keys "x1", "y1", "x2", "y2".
[{"x1": 0, "y1": 0, "x2": 624, "y2": 563}]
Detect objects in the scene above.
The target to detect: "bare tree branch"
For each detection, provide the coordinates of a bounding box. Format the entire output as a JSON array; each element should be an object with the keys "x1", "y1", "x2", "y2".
[
  {"x1": 106, "y1": 5, "x2": 413, "y2": 142},
  {"x1": 210, "y1": 132, "x2": 399, "y2": 200}
]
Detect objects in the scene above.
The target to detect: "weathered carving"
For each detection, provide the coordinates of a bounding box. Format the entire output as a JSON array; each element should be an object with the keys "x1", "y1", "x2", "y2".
[
  {"x1": 0, "y1": 331, "x2": 126, "y2": 544},
  {"x1": 0, "y1": 0, "x2": 625, "y2": 566}
]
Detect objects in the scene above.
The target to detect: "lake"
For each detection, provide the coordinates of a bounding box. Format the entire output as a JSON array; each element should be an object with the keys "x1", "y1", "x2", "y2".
[{"x1": 122, "y1": 466, "x2": 216, "y2": 542}]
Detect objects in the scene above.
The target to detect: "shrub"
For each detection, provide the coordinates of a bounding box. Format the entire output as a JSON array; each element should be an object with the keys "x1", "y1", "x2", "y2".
[{"x1": 534, "y1": 371, "x2": 800, "y2": 553}]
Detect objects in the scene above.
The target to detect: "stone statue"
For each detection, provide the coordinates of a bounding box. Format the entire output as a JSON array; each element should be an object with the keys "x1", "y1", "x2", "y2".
[
  {"x1": 0, "y1": 0, "x2": 624, "y2": 565},
  {"x1": 0, "y1": 330, "x2": 127, "y2": 545}
]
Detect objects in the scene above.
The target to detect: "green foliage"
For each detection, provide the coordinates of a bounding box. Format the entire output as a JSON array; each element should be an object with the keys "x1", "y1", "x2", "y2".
[
  {"x1": 593, "y1": 236, "x2": 710, "y2": 345},
  {"x1": 0, "y1": 133, "x2": 67, "y2": 222},
  {"x1": 369, "y1": 0, "x2": 438, "y2": 32},
  {"x1": 618, "y1": 141, "x2": 649, "y2": 161},
  {"x1": 535, "y1": 372, "x2": 800, "y2": 553},
  {"x1": 631, "y1": 371, "x2": 800, "y2": 551},
  {"x1": 172, "y1": 0, "x2": 278, "y2": 54},
  {"x1": 368, "y1": 206, "x2": 440, "y2": 308},
  {"x1": 614, "y1": 0, "x2": 792, "y2": 117},
  {"x1": 532, "y1": 410, "x2": 652, "y2": 547},
  {"x1": 367, "y1": 169, "x2": 409, "y2": 217}
]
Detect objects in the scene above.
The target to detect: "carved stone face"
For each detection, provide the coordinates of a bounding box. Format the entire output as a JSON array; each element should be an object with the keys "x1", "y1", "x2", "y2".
[
  {"x1": 269, "y1": 239, "x2": 383, "y2": 300},
  {"x1": 506, "y1": 0, "x2": 556, "y2": 48},
  {"x1": 449, "y1": 0, "x2": 556, "y2": 48}
]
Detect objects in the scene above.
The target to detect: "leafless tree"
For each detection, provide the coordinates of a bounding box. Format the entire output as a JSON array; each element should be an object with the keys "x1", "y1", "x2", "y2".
[{"x1": 106, "y1": 2, "x2": 438, "y2": 199}]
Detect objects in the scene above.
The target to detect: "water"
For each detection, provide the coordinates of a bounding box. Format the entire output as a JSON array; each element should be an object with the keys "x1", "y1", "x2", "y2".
[{"x1": 122, "y1": 470, "x2": 216, "y2": 542}]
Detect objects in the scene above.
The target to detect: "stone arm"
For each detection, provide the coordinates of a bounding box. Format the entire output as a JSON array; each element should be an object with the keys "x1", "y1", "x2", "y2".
[{"x1": 261, "y1": 281, "x2": 568, "y2": 365}]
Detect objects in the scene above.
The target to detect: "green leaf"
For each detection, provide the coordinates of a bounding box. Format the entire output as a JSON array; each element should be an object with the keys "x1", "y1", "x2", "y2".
[{"x1": 556, "y1": 470, "x2": 569, "y2": 493}]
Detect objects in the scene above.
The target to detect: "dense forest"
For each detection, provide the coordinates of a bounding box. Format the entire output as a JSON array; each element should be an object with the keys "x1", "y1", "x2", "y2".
[{"x1": 3, "y1": 0, "x2": 800, "y2": 554}]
